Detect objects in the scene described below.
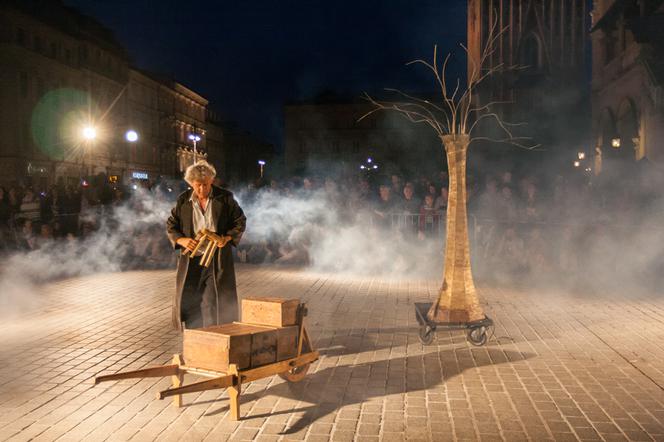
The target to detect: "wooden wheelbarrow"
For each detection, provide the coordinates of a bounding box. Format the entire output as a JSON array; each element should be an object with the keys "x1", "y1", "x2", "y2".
[{"x1": 95, "y1": 303, "x2": 318, "y2": 420}]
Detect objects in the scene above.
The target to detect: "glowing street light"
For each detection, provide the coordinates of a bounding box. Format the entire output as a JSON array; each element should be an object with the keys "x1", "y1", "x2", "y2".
[
  {"x1": 82, "y1": 126, "x2": 97, "y2": 140},
  {"x1": 188, "y1": 133, "x2": 201, "y2": 163},
  {"x1": 611, "y1": 138, "x2": 621, "y2": 149},
  {"x1": 573, "y1": 161, "x2": 580, "y2": 167},
  {"x1": 360, "y1": 157, "x2": 378, "y2": 172},
  {"x1": 258, "y1": 160, "x2": 266, "y2": 178},
  {"x1": 125, "y1": 130, "x2": 139, "y2": 142},
  {"x1": 577, "y1": 152, "x2": 585, "y2": 160}
]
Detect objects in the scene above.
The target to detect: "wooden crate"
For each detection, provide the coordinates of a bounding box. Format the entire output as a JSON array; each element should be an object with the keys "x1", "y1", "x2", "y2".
[
  {"x1": 183, "y1": 322, "x2": 299, "y2": 372},
  {"x1": 241, "y1": 297, "x2": 299, "y2": 327}
]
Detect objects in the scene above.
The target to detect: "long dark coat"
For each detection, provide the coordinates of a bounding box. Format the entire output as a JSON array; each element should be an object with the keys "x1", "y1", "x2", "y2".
[{"x1": 166, "y1": 185, "x2": 246, "y2": 331}]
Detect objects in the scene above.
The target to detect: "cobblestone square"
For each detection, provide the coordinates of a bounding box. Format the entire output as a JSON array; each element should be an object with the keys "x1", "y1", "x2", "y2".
[{"x1": 1, "y1": 265, "x2": 664, "y2": 441}]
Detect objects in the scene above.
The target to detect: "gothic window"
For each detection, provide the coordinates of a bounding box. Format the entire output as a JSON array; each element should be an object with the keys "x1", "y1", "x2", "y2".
[
  {"x1": 19, "y1": 72, "x2": 28, "y2": 98},
  {"x1": 521, "y1": 33, "x2": 543, "y2": 71}
]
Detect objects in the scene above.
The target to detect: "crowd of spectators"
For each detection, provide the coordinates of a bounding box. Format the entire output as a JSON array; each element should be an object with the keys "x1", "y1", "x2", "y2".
[
  {"x1": 1, "y1": 161, "x2": 662, "y2": 290},
  {"x1": 0, "y1": 177, "x2": 176, "y2": 271},
  {"x1": 234, "y1": 164, "x2": 664, "y2": 289}
]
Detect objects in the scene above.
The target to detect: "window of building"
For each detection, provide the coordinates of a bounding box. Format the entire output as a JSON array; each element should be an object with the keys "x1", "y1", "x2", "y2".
[
  {"x1": 34, "y1": 35, "x2": 43, "y2": 52},
  {"x1": 19, "y1": 72, "x2": 29, "y2": 98},
  {"x1": 36, "y1": 77, "x2": 44, "y2": 98},
  {"x1": 521, "y1": 33, "x2": 543, "y2": 71},
  {"x1": 604, "y1": 29, "x2": 616, "y2": 63},
  {"x1": 16, "y1": 28, "x2": 27, "y2": 46}
]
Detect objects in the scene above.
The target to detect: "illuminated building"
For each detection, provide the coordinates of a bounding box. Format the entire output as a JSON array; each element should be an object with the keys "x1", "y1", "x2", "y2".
[{"x1": 590, "y1": 0, "x2": 664, "y2": 170}]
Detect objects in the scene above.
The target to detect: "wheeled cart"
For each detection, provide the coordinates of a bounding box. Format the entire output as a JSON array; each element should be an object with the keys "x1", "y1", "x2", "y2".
[
  {"x1": 414, "y1": 302, "x2": 494, "y2": 346},
  {"x1": 95, "y1": 302, "x2": 318, "y2": 420}
]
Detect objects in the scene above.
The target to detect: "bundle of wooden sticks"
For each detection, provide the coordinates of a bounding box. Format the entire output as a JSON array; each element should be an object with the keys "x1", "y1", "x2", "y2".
[{"x1": 184, "y1": 228, "x2": 230, "y2": 267}]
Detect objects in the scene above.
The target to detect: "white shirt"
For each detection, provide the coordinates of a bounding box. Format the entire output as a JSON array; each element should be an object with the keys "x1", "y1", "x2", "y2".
[{"x1": 190, "y1": 193, "x2": 216, "y2": 255}]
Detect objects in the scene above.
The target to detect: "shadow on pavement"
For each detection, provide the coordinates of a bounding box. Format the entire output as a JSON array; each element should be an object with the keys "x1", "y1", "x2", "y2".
[{"x1": 204, "y1": 348, "x2": 533, "y2": 434}]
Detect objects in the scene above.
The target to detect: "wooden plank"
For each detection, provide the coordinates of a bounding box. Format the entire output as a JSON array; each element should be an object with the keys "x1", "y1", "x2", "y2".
[
  {"x1": 171, "y1": 354, "x2": 184, "y2": 407},
  {"x1": 239, "y1": 351, "x2": 319, "y2": 383},
  {"x1": 94, "y1": 364, "x2": 180, "y2": 384},
  {"x1": 241, "y1": 298, "x2": 299, "y2": 327},
  {"x1": 158, "y1": 374, "x2": 235, "y2": 399},
  {"x1": 228, "y1": 364, "x2": 241, "y2": 421}
]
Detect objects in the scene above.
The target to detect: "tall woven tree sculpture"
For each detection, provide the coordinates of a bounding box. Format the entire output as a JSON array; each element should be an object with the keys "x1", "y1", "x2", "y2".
[{"x1": 361, "y1": 19, "x2": 533, "y2": 324}]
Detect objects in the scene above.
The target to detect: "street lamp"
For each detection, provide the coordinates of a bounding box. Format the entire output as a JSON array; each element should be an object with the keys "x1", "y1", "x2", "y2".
[
  {"x1": 258, "y1": 160, "x2": 266, "y2": 178},
  {"x1": 577, "y1": 152, "x2": 585, "y2": 160},
  {"x1": 360, "y1": 157, "x2": 378, "y2": 172},
  {"x1": 82, "y1": 126, "x2": 97, "y2": 140},
  {"x1": 188, "y1": 133, "x2": 201, "y2": 163},
  {"x1": 125, "y1": 130, "x2": 139, "y2": 142},
  {"x1": 611, "y1": 137, "x2": 621, "y2": 149}
]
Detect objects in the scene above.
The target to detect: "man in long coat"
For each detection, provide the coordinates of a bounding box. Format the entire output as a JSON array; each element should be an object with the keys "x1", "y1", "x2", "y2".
[{"x1": 166, "y1": 160, "x2": 246, "y2": 330}]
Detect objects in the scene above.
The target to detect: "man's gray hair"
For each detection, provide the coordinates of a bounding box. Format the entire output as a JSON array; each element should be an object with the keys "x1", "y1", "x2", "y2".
[{"x1": 184, "y1": 160, "x2": 217, "y2": 185}]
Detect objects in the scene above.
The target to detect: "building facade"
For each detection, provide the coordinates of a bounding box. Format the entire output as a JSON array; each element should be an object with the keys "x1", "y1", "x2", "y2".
[
  {"x1": 221, "y1": 120, "x2": 274, "y2": 183},
  {"x1": 283, "y1": 94, "x2": 440, "y2": 176},
  {"x1": 590, "y1": 0, "x2": 664, "y2": 174},
  {"x1": 0, "y1": 0, "x2": 208, "y2": 188},
  {"x1": 467, "y1": 0, "x2": 591, "y2": 160}
]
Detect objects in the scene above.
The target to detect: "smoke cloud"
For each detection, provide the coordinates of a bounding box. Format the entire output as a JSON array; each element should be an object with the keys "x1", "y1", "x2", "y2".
[
  {"x1": 2, "y1": 155, "x2": 663, "y2": 324},
  {"x1": 0, "y1": 188, "x2": 174, "y2": 319}
]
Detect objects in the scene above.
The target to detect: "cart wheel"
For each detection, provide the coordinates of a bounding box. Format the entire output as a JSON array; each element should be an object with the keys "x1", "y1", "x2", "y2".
[
  {"x1": 418, "y1": 325, "x2": 435, "y2": 345},
  {"x1": 279, "y1": 363, "x2": 310, "y2": 383},
  {"x1": 467, "y1": 326, "x2": 487, "y2": 346}
]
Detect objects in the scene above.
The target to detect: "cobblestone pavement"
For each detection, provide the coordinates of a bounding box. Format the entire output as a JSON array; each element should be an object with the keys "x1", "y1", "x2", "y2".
[{"x1": 1, "y1": 265, "x2": 664, "y2": 441}]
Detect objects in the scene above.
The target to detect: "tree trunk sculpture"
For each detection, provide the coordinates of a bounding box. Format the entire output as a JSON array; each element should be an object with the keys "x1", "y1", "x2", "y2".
[{"x1": 427, "y1": 134, "x2": 485, "y2": 323}]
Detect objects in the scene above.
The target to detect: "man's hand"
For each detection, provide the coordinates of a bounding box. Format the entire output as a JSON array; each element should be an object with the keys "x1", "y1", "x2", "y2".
[
  {"x1": 215, "y1": 235, "x2": 232, "y2": 248},
  {"x1": 176, "y1": 237, "x2": 199, "y2": 253}
]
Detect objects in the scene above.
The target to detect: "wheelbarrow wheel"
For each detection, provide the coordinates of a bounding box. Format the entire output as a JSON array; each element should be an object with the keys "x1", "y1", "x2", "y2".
[
  {"x1": 418, "y1": 325, "x2": 435, "y2": 345},
  {"x1": 279, "y1": 363, "x2": 310, "y2": 383},
  {"x1": 467, "y1": 326, "x2": 487, "y2": 346}
]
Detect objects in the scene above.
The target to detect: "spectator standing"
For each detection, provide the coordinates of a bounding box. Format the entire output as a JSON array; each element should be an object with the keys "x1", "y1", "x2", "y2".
[
  {"x1": 418, "y1": 194, "x2": 441, "y2": 240},
  {"x1": 372, "y1": 184, "x2": 397, "y2": 228},
  {"x1": 19, "y1": 188, "x2": 40, "y2": 223},
  {"x1": 434, "y1": 186, "x2": 448, "y2": 212}
]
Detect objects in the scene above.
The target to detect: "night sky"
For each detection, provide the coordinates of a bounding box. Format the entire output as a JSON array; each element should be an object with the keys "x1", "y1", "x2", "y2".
[{"x1": 64, "y1": 0, "x2": 467, "y2": 150}]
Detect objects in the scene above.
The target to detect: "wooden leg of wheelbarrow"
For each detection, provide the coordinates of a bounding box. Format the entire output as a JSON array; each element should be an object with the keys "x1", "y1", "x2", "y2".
[
  {"x1": 228, "y1": 364, "x2": 241, "y2": 420},
  {"x1": 171, "y1": 354, "x2": 184, "y2": 407}
]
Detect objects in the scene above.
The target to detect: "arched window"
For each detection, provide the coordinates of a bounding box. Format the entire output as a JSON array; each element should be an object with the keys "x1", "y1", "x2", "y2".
[{"x1": 521, "y1": 33, "x2": 543, "y2": 71}]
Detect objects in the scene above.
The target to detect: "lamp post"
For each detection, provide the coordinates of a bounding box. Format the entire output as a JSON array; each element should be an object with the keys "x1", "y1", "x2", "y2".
[
  {"x1": 81, "y1": 125, "x2": 97, "y2": 177},
  {"x1": 359, "y1": 157, "x2": 378, "y2": 173},
  {"x1": 188, "y1": 133, "x2": 201, "y2": 164},
  {"x1": 80, "y1": 125, "x2": 139, "y2": 179},
  {"x1": 258, "y1": 160, "x2": 266, "y2": 178}
]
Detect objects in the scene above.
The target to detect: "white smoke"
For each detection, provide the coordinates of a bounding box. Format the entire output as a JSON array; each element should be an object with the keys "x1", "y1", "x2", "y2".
[{"x1": 0, "y1": 187, "x2": 175, "y2": 319}]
